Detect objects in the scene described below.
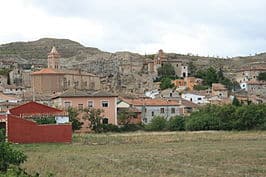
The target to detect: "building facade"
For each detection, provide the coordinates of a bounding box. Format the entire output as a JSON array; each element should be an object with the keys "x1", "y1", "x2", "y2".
[
  {"x1": 52, "y1": 89, "x2": 118, "y2": 125},
  {"x1": 119, "y1": 98, "x2": 184, "y2": 124},
  {"x1": 31, "y1": 47, "x2": 101, "y2": 94}
]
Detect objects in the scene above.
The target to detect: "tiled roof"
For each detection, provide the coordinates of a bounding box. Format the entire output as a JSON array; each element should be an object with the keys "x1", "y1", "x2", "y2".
[
  {"x1": 237, "y1": 65, "x2": 266, "y2": 72},
  {"x1": 121, "y1": 98, "x2": 181, "y2": 106},
  {"x1": 64, "y1": 70, "x2": 97, "y2": 77},
  {"x1": 247, "y1": 81, "x2": 266, "y2": 85},
  {"x1": 31, "y1": 68, "x2": 63, "y2": 75},
  {"x1": 0, "y1": 92, "x2": 19, "y2": 100},
  {"x1": 0, "y1": 115, "x2": 6, "y2": 121},
  {"x1": 9, "y1": 101, "x2": 64, "y2": 117},
  {"x1": 212, "y1": 83, "x2": 227, "y2": 91},
  {"x1": 50, "y1": 46, "x2": 59, "y2": 54},
  {"x1": 181, "y1": 99, "x2": 198, "y2": 108}
]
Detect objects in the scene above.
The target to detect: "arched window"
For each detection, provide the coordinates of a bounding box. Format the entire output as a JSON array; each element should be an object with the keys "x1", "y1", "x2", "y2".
[{"x1": 102, "y1": 118, "x2": 109, "y2": 124}]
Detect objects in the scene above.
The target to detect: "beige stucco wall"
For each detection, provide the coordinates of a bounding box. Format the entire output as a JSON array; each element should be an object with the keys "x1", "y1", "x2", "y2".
[{"x1": 32, "y1": 74, "x2": 64, "y2": 93}]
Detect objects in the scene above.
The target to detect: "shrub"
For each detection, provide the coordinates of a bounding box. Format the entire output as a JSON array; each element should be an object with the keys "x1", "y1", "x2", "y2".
[
  {"x1": 100, "y1": 124, "x2": 120, "y2": 133},
  {"x1": 35, "y1": 117, "x2": 56, "y2": 124},
  {"x1": 167, "y1": 116, "x2": 185, "y2": 131},
  {"x1": 0, "y1": 129, "x2": 27, "y2": 172},
  {"x1": 145, "y1": 116, "x2": 167, "y2": 131},
  {"x1": 120, "y1": 124, "x2": 144, "y2": 132}
]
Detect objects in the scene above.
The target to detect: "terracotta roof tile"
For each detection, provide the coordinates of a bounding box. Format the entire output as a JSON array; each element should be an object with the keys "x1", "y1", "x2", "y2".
[
  {"x1": 247, "y1": 81, "x2": 266, "y2": 85},
  {"x1": 212, "y1": 83, "x2": 227, "y2": 91},
  {"x1": 122, "y1": 98, "x2": 181, "y2": 106},
  {"x1": 31, "y1": 68, "x2": 63, "y2": 75}
]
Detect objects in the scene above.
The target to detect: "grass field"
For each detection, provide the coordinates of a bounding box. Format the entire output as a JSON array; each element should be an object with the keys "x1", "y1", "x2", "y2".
[{"x1": 16, "y1": 131, "x2": 266, "y2": 177}]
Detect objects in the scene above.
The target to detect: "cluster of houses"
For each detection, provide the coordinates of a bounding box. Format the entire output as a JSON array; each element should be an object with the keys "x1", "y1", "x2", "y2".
[{"x1": 0, "y1": 48, "x2": 266, "y2": 143}]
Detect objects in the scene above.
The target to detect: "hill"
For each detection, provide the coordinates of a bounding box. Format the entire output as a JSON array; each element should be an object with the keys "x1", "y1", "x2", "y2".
[{"x1": 0, "y1": 38, "x2": 266, "y2": 94}]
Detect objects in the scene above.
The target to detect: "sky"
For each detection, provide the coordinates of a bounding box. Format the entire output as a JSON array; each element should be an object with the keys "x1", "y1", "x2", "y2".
[{"x1": 0, "y1": 0, "x2": 266, "y2": 57}]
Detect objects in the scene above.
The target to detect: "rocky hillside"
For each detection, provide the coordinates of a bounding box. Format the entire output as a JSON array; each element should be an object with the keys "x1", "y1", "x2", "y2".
[{"x1": 1, "y1": 38, "x2": 266, "y2": 94}]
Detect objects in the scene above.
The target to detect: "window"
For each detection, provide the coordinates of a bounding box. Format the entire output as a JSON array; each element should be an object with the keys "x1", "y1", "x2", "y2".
[
  {"x1": 64, "y1": 102, "x2": 71, "y2": 109},
  {"x1": 160, "y1": 108, "x2": 165, "y2": 113},
  {"x1": 151, "y1": 111, "x2": 154, "y2": 116},
  {"x1": 78, "y1": 104, "x2": 83, "y2": 110},
  {"x1": 102, "y1": 101, "x2": 109, "y2": 107},
  {"x1": 143, "y1": 118, "x2": 147, "y2": 123},
  {"x1": 170, "y1": 93, "x2": 172, "y2": 97},
  {"x1": 197, "y1": 97, "x2": 202, "y2": 100},
  {"x1": 102, "y1": 118, "x2": 108, "y2": 124},
  {"x1": 171, "y1": 108, "x2": 175, "y2": 114},
  {"x1": 88, "y1": 100, "x2": 93, "y2": 108}
]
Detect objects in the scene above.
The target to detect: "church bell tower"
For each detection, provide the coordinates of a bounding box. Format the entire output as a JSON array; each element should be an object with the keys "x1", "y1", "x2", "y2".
[{"x1": 48, "y1": 46, "x2": 61, "y2": 69}]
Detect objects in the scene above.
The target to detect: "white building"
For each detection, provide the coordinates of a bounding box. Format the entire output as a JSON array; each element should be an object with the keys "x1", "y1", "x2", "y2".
[{"x1": 181, "y1": 93, "x2": 209, "y2": 104}]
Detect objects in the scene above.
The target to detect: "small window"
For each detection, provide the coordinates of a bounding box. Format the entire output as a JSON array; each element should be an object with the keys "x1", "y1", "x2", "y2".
[
  {"x1": 64, "y1": 102, "x2": 71, "y2": 109},
  {"x1": 171, "y1": 108, "x2": 175, "y2": 114},
  {"x1": 102, "y1": 101, "x2": 109, "y2": 107},
  {"x1": 160, "y1": 108, "x2": 165, "y2": 113},
  {"x1": 198, "y1": 97, "x2": 202, "y2": 100},
  {"x1": 143, "y1": 118, "x2": 147, "y2": 123},
  {"x1": 170, "y1": 93, "x2": 173, "y2": 97},
  {"x1": 78, "y1": 104, "x2": 83, "y2": 110},
  {"x1": 88, "y1": 101, "x2": 93, "y2": 108},
  {"x1": 151, "y1": 111, "x2": 154, "y2": 116},
  {"x1": 176, "y1": 64, "x2": 179, "y2": 67},
  {"x1": 102, "y1": 118, "x2": 108, "y2": 124}
]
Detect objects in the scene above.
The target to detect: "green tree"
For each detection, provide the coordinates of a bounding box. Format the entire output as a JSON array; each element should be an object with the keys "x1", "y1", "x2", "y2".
[
  {"x1": 166, "y1": 116, "x2": 185, "y2": 131},
  {"x1": 83, "y1": 108, "x2": 104, "y2": 133},
  {"x1": 118, "y1": 108, "x2": 136, "y2": 125},
  {"x1": 68, "y1": 108, "x2": 83, "y2": 131},
  {"x1": 258, "y1": 72, "x2": 266, "y2": 81},
  {"x1": 160, "y1": 77, "x2": 174, "y2": 90},
  {"x1": 145, "y1": 116, "x2": 167, "y2": 131},
  {"x1": 157, "y1": 63, "x2": 176, "y2": 79},
  {"x1": 232, "y1": 97, "x2": 241, "y2": 106},
  {"x1": 0, "y1": 129, "x2": 27, "y2": 172},
  {"x1": 188, "y1": 61, "x2": 197, "y2": 76}
]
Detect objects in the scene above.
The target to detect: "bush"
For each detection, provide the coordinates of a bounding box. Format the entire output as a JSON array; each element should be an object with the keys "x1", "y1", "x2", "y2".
[
  {"x1": 0, "y1": 129, "x2": 27, "y2": 172},
  {"x1": 35, "y1": 117, "x2": 56, "y2": 124},
  {"x1": 185, "y1": 104, "x2": 266, "y2": 131},
  {"x1": 100, "y1": 124, "x2": 121, "y2": 133},
  {"x1": 167, "y1": 116, "x2": 185, "y2": 131},
  {"x1": 145, "y1": 116, "x2": 167, "y2": 131},
  {"x1": 120, "y1": 124, "x2": 144, "y2": 132}
]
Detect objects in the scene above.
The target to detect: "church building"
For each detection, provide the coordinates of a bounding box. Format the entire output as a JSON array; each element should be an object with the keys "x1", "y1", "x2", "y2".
[{"x1": 31, "y1": 47, "x2": 101, "y2": 94}]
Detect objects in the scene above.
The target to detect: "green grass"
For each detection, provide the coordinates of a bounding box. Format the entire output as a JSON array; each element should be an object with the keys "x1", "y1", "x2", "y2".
[{"x1": 15, "y1": 131, "x2": 266, "y2": 177}]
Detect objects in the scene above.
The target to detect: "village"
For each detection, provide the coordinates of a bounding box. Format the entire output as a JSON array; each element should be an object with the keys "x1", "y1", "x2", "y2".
[{"x1": 0, "y1": 46, "x2": 266, "y2": 143}]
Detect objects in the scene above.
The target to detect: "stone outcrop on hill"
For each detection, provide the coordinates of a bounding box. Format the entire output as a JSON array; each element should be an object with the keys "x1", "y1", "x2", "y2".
[{"x1": 1, "y1": 38, "x2": 266, "y2": 95}]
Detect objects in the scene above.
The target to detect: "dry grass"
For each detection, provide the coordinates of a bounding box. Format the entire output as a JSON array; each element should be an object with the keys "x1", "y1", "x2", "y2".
[{"x1": 16, "y1": 131, "x2": 266, "y2": 177}]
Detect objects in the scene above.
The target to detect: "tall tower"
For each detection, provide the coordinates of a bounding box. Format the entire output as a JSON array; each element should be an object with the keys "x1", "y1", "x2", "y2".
[{"x1": 48, "y1": 46, "x2": 61, "y2": 69}]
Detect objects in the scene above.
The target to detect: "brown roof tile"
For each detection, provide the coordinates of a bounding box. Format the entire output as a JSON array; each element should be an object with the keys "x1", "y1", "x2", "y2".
[{"x1": 121, "y1": 98, "x2": 181, "y2": 106}]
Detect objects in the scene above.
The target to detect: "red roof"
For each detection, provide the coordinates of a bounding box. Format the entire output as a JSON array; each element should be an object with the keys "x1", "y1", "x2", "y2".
[
  {"x1": 9, "y1": 101, "x2": 64, "y2": 117},
  {"x1": 31, "y1": 68, "x2": 63, "y2": 75},
  {"x1": 0, "y1": 115, "x2": 6, "y2": 121}
]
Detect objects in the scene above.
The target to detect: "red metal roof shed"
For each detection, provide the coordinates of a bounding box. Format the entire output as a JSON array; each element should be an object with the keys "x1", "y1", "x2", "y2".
[{"x1": 9, "y1": 101, "x2": 64, "y2": 117}]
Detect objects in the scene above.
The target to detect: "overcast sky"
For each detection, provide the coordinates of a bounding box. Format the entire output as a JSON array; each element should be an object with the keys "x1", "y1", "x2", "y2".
[{"x1": 1, "y1": 0, "x2": 266, "y2": 57}]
